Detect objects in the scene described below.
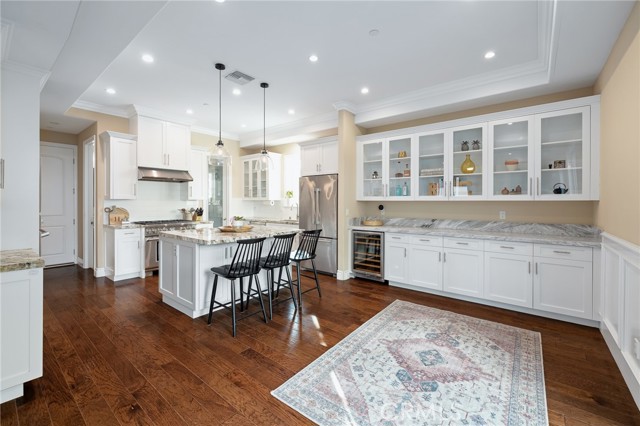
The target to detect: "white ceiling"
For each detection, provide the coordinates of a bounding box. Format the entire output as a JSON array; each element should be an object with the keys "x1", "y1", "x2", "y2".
[{"x1": 1, "y1": 1, "x2": 634, "y2": 147}]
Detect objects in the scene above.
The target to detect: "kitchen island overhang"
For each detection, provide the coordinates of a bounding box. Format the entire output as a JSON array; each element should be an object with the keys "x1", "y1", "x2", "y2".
[{"x1": 158, "y1": 227, "x2": 301, "y2": 318}]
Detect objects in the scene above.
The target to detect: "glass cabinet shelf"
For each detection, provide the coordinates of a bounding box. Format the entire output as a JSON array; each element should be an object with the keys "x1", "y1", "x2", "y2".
[
  {"x1": 494, "y1": 145, "x2": 528, "y2": 151},
  {"x1": 541, "y1": 139, "x2": 582, "y2": 146}
]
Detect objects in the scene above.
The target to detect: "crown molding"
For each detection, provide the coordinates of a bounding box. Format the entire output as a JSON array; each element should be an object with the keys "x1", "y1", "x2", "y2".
[
  {"x1": 129, "y1": 104, "x2": 195, "y2": 125},
  {"x1": 1, "y1": 59, "x2": 51, "y2": 90},
  {"x1": 190, "y1": 125, "x2": 239, "y2": 141},
  {"x1": 72, "y1": 100, "x2": 130, "y2": 118},
  {"x1": 332, "y1": 101, "x2": 357, "y2": 114}
]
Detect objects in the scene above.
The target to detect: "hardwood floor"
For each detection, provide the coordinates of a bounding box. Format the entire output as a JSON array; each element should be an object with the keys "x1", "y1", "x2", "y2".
[{"x1": 2, "y1": 265, "x2": 639, "y2": 425}]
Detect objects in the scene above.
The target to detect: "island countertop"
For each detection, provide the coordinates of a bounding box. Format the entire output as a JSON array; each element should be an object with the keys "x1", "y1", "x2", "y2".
[
  {"x1": 160, "y1": 226, "x2": 301, "y2": 245},
  {"x1": 0, "y1": 249, "x2": 45, "y2": 272}
]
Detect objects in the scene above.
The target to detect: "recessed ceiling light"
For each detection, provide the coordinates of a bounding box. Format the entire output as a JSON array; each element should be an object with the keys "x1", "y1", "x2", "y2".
[
  {"x1": 288, "y1": 109, "x2": 295, "y2": 115},
  {"x1": 241, "y1": 124, "x2": 247, "y2": 128},
  {"x1": 369, "y1": 29, "x2": 380, "y2": 37},
  {"x1": 232, "y1": 88, "x2": 241, "y2": 95},
  {"x1": 309, "y1": 55, "x2": 318, "y2": 62},
  {"x1": 215, "y1": 0, "x2": 225, "y2": 3},
  {"x1": 105, "y1": 87, "x2": 116, "y2": 95},
  {"x1": 142, "y1": 54, "x2": 154, "y2": 63},
  {"x1": 186, "y1": 109, "x2": 193, "y2": 114},
  {"x1": 484, "y1": 51, "x2": 496, "y2": 59},
  {"x1": 361, "y1": 87, "x2": 369, "y2": 94}
]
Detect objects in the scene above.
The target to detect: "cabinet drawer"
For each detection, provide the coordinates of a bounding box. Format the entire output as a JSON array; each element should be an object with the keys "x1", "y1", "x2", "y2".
[
  {"x1": 484, "y1": 240, "x2": 532, "y2": 256},
  {"x1": 444, "y1": 237, "x2": 484, "y2": 250},
  {"x1": 410, "y1": 235, "x2": 443, "y2": 247},
  {"x1": 386, "y1": 233, "x2": 409, "y2": 243},
  {"x1": 534, "y1": 244, "x2": 592, "y2": 262}
]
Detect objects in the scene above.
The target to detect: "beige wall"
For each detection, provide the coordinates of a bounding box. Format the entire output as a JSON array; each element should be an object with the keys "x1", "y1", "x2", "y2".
[
  {"x1": 40, "y1": 129, "x2": 77, "y2": 145},
  {"x1": 594, "y1": 2, "x2": 640, "y2": 245},
  {"x1": 338, "y1": 110, "x2": 364, "y2": 271}
]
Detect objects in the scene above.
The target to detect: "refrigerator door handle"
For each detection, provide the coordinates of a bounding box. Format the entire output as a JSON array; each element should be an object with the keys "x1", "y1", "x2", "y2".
[{"x1": 314, "y1": 188, "x2": 321, "y2": 225}]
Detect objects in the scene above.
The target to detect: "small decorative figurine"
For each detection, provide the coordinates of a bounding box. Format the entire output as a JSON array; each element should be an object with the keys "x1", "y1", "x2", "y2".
[
  {"x1": 461, "y1": 141, "x2": 469, "y2": 151},
  {"x1": 501, "y1": 187, "x2": 509, "y2": 195},
  {"x1": 472, "y1": 140, "x2": 481, "y2": 150}
]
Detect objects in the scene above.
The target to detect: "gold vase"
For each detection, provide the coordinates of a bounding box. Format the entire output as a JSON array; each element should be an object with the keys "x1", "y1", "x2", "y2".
[{"x1": 461, "y1": 154, "x2": 476, "y2": 174}]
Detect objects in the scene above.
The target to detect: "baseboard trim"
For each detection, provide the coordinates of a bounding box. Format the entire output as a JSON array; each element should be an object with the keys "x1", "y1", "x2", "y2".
[
  {"x1": 601, "y1": 323, "x2": 640, "y2": 410},
  {"x1": 94, "y1": 268, "x2": 106, "y2": 278},
  {"x1": 336, "y1": 269, "x2": 352, "y2": 281}
]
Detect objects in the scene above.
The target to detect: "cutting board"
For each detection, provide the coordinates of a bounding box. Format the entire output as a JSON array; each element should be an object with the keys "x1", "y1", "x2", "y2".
[{"x1": 108, "y1": 207, "x2": 130, "y2": 225}]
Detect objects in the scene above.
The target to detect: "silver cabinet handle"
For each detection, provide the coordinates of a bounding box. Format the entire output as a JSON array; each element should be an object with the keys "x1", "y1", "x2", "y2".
[
  {"x1": 456, "y1": 242, "x2": 469, "y2": 246},
  {"x1": 529, "y1": 177, "x2": 533, "y2": 197},
  {"x1": 528, "y1": 261, "x2": 531, "y2": 274},
  {"x1": 0, "y1": 158, "x2": 4, "y2": 189},
  {"x1": 535, "y1": 262, "x2": 538, "y2": 275},
  {"x1": 133, "y1": 183, "x2": 136, "y2": 196},
  {"x1": 553, "y1": 250, "x2": 571, "y2": 254},
  {"x1": 448, "y1": 181, "x2": 452, "y2": 197},
  {"x1": 439, "y1": 252, "x2": 441, "y2": 262},
  {"x1": 404, "y1": 248, "x2": 406, "y2": 257},
  {"x1": 500, "y1": 245, "x2": 514, "y2": 249},
  {"x1": 537, "y1": 177, "x2": 540, "y2": 196},
  {"x1": 443, "y1": 252, "x2": 446, "y2": 262},
  {"x1": 391, "y1": 236, "x2": 401, "y2": 240},
  {"x1": 419, "y1": 239, "x2": 430, "y2": 242}
]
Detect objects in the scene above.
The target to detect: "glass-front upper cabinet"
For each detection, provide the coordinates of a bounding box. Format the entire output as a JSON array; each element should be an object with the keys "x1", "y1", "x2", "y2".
[
  {"x1": 387, "y1": 136, "x2": 412, "y2": 199},
  {"x1": 488, "y1": 117, "x2": 534, "y2": 200},
  {"x1": 535, "y1": 106, "x2": 590, "y2": 199},
  {"x1": 415, "y1": 130, "x2": 448, "y2": 199},
  {"x1": 450, "y1": 124, "x2": 486, "y2": 199},
  {"x1": 359, "y1": 140, "x2": 385, "y2": 199}
]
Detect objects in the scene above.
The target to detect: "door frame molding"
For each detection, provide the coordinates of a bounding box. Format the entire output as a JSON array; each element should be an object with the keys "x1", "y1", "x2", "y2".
[
  {"x1": 40, "y1": 141, "x2": 78, "y2": 266},
  {"x1": 83, "y1": 136, "x2": 96, "y2": 272}
]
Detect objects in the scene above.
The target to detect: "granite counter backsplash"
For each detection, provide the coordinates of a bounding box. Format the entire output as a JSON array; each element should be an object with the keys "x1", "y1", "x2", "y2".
[
  {"x1": 0, "y1": 249, "x2": 45, "y2": 272},
  {"x1": 351, "y1": 218, "x2": 601, "y2": 247}
]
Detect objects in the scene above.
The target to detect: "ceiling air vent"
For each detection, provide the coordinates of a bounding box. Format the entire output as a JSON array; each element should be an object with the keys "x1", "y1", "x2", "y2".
[{"x1": 225, "y1": 70, "x2": 255, "y2": 85}]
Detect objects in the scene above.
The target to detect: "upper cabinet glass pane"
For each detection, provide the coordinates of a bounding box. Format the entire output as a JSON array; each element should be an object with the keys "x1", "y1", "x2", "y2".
[
  {"x1": 362, "y1": 141, "x2": 384, "y2": 197},
  {"x1": 539, "y1": 112, "x2": 584, "y2": 196},
  {"x1": 452, "y1": 126, "x2": 483, "y2": 198},
  {"x1": 388, "y1": 137, "x2": 412, "y2": 198},
  {"x1": 417, "y1": 133, "x2": 445, "y2": 197},
  {"x1": 492, "y1": 120, "x2": 530, "y2": 197}
]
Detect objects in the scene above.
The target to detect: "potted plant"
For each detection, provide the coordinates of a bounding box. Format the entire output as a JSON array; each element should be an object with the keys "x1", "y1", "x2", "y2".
[{"x1": 232, "y1": 215, "x2": 245, "y2": 227}]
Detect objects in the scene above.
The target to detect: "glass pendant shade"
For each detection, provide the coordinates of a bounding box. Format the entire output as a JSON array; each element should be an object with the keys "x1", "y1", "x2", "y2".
[
  {"x1": 254, "y1": 82, "x2": 271, "y2": 172},
  {"x1": 209, "y1": 63, "x2": 231, "y2": 165}
]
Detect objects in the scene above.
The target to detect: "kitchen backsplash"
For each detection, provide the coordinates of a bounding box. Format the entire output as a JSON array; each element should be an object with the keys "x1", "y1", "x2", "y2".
[{"x1": 106, "y1": 181, "x2": 201, "y2": 221}]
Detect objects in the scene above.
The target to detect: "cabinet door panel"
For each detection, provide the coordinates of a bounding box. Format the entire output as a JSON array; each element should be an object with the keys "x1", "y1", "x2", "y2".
[
  {"x1": 443, "y1": 248, "x2": 483, "y2": 297},
  {"x1": 534, "y1": 258, "x2": 592, "y2": 319},
  {"x1": 176, "y1": 245, "x2": 195, "y2": 308},
  {"x1": 159, "y1": 241, "x2": 175, "y2": 296},
  {"x1": 165, "y1": 122, "x2": 190, "y2": 170},
  {"x1": 385, "y1": 243, "x2": 408, "y2": 282},
  {"x1": 409, "y1": 246, "x2": 442, "y2": 290},
  {"x1": 300, "y1": 145, "x2": 320, "y2": 176},
  {"x1": 117, "y1": 237, "x2": 141, "y2": 276},
  {"x1": 320, "y1": 142, "x2": 338, "y2": 174},
  {"x1": 137, "y1": 116, "x2": 165, "y2": 168},
  {"x1": 484, "y1": 252, "x2": 532, "y2": 307}
]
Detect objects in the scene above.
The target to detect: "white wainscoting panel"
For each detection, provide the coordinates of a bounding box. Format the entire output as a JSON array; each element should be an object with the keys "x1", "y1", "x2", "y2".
[{"x1": 600, "y1": 232, "x2": 640, "y2": 410}]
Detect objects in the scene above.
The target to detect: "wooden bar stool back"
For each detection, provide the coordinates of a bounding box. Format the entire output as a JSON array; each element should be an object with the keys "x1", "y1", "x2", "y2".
[
  {"x1": 290, "y1": 229, "x2": 322, "y2": 305},
  {"x1": 258, "y1": 232, "x2": 298, "y2": 319},
  {"x1": 207, "y1": 237, "x2": 267, "y2": 337}
]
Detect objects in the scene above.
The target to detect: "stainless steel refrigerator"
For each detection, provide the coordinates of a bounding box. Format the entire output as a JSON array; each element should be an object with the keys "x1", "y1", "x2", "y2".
[{"x1": 299, "y1": 174, "x2": 338, "y2": 275}]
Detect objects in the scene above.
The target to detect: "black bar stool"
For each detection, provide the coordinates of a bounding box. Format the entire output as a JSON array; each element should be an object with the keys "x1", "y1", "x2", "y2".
[
  {"x1": 257, "y1": 233, "x2": 298, "y2": 319},
  {"x1": 290, "y1": 229, "x2": 322, "y2": 305},
  {"x1": 207, "y1": 237, "x2": 267, "y2": 337}
]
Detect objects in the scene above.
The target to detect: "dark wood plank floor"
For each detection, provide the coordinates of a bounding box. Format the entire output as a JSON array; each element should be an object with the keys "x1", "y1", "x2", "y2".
[{"x1": 2, "y1": 265, "x2": 639, "y2": 425}]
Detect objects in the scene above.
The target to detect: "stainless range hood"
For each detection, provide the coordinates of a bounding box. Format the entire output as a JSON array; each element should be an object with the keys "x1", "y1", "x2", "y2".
[{"x1": 138, "y1": 167, "x2": 193, "y2": 182}]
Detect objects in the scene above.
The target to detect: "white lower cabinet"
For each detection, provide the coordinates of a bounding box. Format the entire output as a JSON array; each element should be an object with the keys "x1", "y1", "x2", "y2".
[
  {"x1": 1, "y1": 268, "x2": 43, "y2": 403},
  {"x1": 105, "y1": 227, "x2": 143, "y2": 281},
  {"x1": 381, "y1": 231, "x2": 595, "y2": 322},
  {"x1": 159, "y1": 239, "x2": 196, "y2": 309},
  {"x1": 533, "y1": 244, "x2": 593, "y2": 319},
  {"x1": 443, "y1": 238, "x2": 484, "y2": 298},
  {"x1": 484, "y1": 243, "x2": 533, "y2": 308}
]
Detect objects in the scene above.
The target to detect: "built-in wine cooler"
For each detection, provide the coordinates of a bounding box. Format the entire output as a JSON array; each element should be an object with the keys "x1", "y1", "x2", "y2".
[{"x1": 352, "y1": 230, "x2": 385, "y2": 282}]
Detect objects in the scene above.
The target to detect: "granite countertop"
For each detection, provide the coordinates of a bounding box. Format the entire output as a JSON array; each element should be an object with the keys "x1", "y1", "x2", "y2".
[
  {"x1": 0, "y1": 249, "x2": 45, "y2": 272},
  {"x1": 350, "y1": 218, "x2": 601, "y2": 248},
  {"x1": 103, "y1": 223, "x2": 142, "y2": 229},
  {"x1": 245, "y1": 217, "x2": 299, "y2": 226},
  {"x1": 160, "y1": 226, "x2": 301, "y2": 246}
]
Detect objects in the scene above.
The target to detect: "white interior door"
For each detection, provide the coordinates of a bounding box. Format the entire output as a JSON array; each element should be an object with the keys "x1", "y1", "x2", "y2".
[
  {"x1": 40, "y1": 143, "x2": 76, "y2": 266},
  {"x1": 83, "y1": 137, "x2": 95, "y2": 269}
]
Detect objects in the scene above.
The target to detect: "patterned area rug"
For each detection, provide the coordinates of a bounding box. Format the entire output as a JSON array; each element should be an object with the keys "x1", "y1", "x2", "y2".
[{"x1": 272, "y1": 300, "x2": 547, "y2": 425}]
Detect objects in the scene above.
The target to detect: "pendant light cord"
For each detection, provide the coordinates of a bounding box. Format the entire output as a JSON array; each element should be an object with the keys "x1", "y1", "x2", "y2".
[
  {"x1": 260, "y1": 82, "x2": 269, "y2": 153},
  {"x1": 219, "y1": 65, "x2": 222, "y2": 144}
]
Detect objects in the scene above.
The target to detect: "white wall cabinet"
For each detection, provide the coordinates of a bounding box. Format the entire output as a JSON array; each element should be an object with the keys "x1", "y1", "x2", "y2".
[
  {"x1": 1, "y1": 267, "x2": 43, "y2": 403},
  {"x1": 104, "y1": 227, "x2": 143, "y2": 281},
  {"x1": 241, "y1": 153, "x2": 282, "y2": 200},
  {"x1": 533, "y1": 244, "x2": 593, "y2": 319},
  {"x1": 188, "y1": 148, "x2": 208, "y2": 201},
  {"x1": 443, "y1": 237, "x2": 484, "y2": 297},
  {"x1": 131, "y1": 115, "x2": 190, "y2": 171},
  {"x1": 300, "y1": 139, "x2": 338, "y2": 176},
  {"x1": 100, "y1": 131, "x2": 137, "y2": 200},
  {"x1": 484, "y1": 241, "x2": 533, "y2": 308},
  {"x1": 357, "y1": 96, "x2": 599, "y2": 201}
]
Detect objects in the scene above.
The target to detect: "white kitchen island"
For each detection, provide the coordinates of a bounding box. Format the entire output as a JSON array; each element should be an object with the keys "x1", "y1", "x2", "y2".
[{"x1": 158, "y1": 227, "x2": 299, "y2": 318}]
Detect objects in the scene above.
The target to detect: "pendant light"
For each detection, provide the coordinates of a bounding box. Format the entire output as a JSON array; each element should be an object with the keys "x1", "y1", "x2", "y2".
[
  {"x1": 209, "y1": 62, "x2": 231, "y2": 165},
  {"x1": 254, "y1": 82, "x2": 273, "y2": 172}
]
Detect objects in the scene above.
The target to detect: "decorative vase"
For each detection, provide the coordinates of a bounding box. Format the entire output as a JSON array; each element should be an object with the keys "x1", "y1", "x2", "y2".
[{"x1": 460, "y1": 154, "x2": 476, "y2": 174}]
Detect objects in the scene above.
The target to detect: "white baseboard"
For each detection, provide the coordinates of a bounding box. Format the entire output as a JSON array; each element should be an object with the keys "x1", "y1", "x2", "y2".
[
  {"x1": 336, "y1": 269, "x2": 352, "y2": 281},
  {"x1": 600, "y1": 232, "x2": 640, "y2": 411},
  {"x1": 94, "y1": 267, "x2": 106, "y2": 278},
  {"x1": 76, "y1": 257, "x2": 84, "y2": 267}
]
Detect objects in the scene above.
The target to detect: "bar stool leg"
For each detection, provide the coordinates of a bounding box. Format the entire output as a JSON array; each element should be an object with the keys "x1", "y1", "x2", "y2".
[
  {"x1": 207, "y1": 275, "x2": 219, "y2": 325},
  {"x1": 267, "y1": 269, "x2": 273, "y2": 320},
  {"x1": 253, "y1": 275, "x2": 268, "y2": 323},
  {"x1": 311, "y1": 259, "x2": 321, "y2": 298},
  {"x1": 284, "y1": 266, "x2": 298, "y2": 311},
  {"x1": 295, "y1": 261, "x2": 303, "y2": 305},
  {"x1": 230, "y1": 279, "x2": 237, "y2": 337}
]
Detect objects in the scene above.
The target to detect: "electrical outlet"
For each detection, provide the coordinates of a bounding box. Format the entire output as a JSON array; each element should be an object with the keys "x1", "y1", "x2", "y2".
[
  {"x1": 499, "y1": 211, "x2": 506, "y2": 220},
  {"x1": 634, "y1": 337, "x2": 640, "y2": 360}
]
